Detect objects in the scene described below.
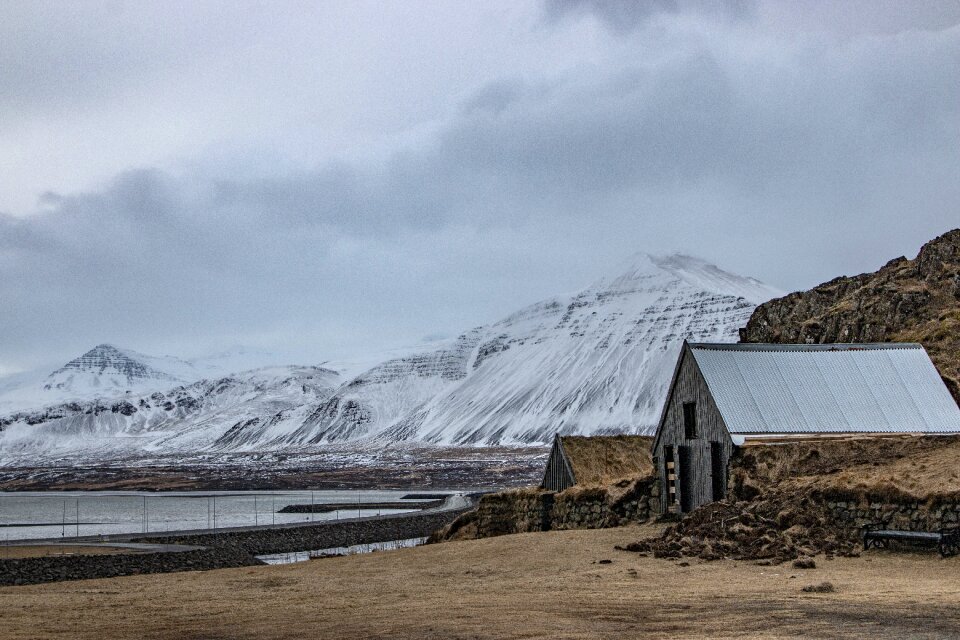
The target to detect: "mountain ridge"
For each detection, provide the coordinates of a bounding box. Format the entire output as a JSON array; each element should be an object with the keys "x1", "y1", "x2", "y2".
[{"x1": 0, "y1": 252, "x2": 781, "y2": 462}]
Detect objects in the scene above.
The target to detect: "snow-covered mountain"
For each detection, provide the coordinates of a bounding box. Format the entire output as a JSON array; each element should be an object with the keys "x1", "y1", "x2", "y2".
[
  {"x1": 0, "y1": 253, "x2": 781, "y2": 462},
  {"x1": 0, "y1": 344, "x2": 292, "y2": 414},
  {"x1": 44, "y1": 344, "x2": 194, "y2": 394},
  {"x1": 272, "y1": 253, "x2": 780, "y2": 447},
  {"x1": 0, "y1": 344, "x2": 206, "y2": 413},
  {"x1": 0, "y1": 366, "x2": 340, "y2": 463}
]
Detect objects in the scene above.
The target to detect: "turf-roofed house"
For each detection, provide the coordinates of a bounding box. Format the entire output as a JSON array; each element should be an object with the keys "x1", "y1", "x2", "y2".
[
  {"x1": 541, "y1": 435, "x2": 652, "y2": 492},
  {"x1": 654, "y1": 342, "x2": 960, "y2": 514}
]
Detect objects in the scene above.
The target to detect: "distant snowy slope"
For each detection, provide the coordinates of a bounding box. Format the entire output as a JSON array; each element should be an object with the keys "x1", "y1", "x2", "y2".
[
  {"x1": 0, "y1": 344, "x2": 292, "y2": 414},
  {"x1": 0, "y1": 366, "x2": 340, "y2": 463},
  {"x1": 289, "y1": 254, "x2": 781, "y2": 446}
]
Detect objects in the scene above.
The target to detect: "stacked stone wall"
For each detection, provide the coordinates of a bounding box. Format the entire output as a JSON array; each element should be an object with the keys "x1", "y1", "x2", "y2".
[
  {"x1": 1, "y1": 504, "x2": 470, "y2": 586},
  {"x1": 441, "y1": 477, "x2": 659, "y2": 540},
  {"x1": 823, "y1": 493, "x2": 960, "y2": 531}
]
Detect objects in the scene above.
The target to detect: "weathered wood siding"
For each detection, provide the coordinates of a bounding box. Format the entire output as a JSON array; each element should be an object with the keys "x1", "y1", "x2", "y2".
[
  {"x1": 541, "y1": 436, "x2": 576, "y2": 492},
  {"x1": 654, "y1": 345, "x2": 734, "y2": 513}
]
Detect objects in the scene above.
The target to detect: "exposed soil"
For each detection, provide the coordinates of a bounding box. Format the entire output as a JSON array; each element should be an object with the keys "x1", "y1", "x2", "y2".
[
  {"x1": 0, "y1": 447, "x2": 546, "y2": 491},
  {"x1": 2, "y1": 525, "x2": 960, "y2": 639},
  {"x1": 623, "y1": 490, "x2": 860, "y2": 562}
]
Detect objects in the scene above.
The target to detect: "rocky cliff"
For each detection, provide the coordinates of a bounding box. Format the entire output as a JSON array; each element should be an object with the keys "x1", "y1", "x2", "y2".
[{"x1": 740, "y1": 228, "x2": 960, "y2": 403}]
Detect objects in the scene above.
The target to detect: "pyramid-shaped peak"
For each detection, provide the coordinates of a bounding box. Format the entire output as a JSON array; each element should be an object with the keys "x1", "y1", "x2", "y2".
[
  {"x1": 86, "y1": 343, "x2": 125, "y2": 355},
  {"x1": 599, "y1": 252, "x2": 781, "y2": 306},
  {"x1": 64, "y1": 344, "x2": 136, "y2": 367},
  {"x1": 51, "y1": 344, "x2": 173, "y2": 381}
]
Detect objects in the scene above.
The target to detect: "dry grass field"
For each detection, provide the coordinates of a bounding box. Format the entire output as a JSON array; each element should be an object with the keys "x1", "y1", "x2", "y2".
[
  {"x1": 736, "y1": 435, "x2": 960, "y2": 501},
  {"x1": 560, "y1": 435, "x2": 653, "y2": 485},
  {"x1": 2, "y1": 524, "x2": 960, "y2": 639}
]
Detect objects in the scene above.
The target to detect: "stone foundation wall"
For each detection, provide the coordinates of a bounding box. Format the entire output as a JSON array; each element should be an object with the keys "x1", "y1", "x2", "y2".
[
  {"x1": 442, "y1": 477, "x2": 659, "y2": 540},
  {"x1": 824, "y1": 495, "x2": 960, "y2": 531},
  {"x1": 140, "y1": 506, "x2": 469, "y2": 555},
  {"x1": 0, "y1": 547, "x2": 258, "y2": 587},
  {"x1": 0, "y1": 505, "x2": 470, "y2": 586}
]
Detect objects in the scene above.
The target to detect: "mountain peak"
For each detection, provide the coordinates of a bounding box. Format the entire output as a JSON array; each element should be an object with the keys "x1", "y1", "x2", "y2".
[
  {"x1": 42, "y1": 344, "x2": 187, "y2": 398},
  {"x1": 599, "y1": 252, "x2": 782, "y2": 305}
]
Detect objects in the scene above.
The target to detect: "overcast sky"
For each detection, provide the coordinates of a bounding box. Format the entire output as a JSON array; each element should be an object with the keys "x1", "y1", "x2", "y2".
[{"x1": 2, "y1": 0, "x2": 959, "y2": 374}]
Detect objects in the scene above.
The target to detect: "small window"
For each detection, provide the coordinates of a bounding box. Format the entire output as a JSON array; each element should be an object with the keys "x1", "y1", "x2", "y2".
[{"x1": 683, "y1": 402, "x2": 698, "y2": 439}]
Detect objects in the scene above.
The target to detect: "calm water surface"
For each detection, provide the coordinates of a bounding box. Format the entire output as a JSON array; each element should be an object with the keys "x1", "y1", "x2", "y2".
[{"x1": 0, "y1": 490, "x2": 436, "y2": 541}]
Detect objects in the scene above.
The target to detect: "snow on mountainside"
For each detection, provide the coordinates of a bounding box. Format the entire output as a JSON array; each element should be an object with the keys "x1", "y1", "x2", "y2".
[
  {"x1": 272, "y1": 253, "x2": 781, "y2": 447},
  {"x1": 0, "y1": 253, "x2": 781, "y2": 461},
  {"x1": 0, "y1": 366, "x2": 340, "y2": 463},
  {"x1": 0, "y1": 344, "x2": 207, "y2": 413},
  {"x1": 44, "y1": 344, "x2": 193, "y2": 393},
  {"x1": 0, "y1": 344, "x2": 289, "y2": 414}
]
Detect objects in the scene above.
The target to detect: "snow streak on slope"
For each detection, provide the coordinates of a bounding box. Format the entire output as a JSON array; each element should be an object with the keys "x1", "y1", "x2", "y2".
[{"x1": 290, "y1": 254, "x2": 781, "y2": 446}]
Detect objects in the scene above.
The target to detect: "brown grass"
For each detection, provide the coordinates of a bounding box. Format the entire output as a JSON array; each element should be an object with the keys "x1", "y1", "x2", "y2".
[
  {"x1": 734, "y1": 435, "x2": 960, "y2": 502},
  {"x1": 4, "y1": 525, "x2": 960, "y2": 639},
  {"x1": 561, "y1": 435, "x2": 653, "y2": 486}
]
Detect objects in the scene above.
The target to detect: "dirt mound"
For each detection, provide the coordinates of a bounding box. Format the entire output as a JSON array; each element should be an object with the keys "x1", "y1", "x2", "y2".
[{"x1": 621, "y1": 490, "x2": 860, "y2": 563}]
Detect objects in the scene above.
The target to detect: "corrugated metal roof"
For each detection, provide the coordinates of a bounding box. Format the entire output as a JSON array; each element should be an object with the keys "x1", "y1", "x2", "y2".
[{"x1": 688, "y1": 343, "x2": 960, "y2": 434}]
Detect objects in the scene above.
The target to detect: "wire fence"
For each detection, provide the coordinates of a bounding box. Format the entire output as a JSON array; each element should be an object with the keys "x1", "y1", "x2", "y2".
[{"x1": 0, "y1": 490, "x2": 429, "y2": 542}]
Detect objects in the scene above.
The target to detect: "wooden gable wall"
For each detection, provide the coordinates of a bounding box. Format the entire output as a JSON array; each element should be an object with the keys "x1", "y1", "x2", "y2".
[
  {"x1": 653, "y1": 344, "x2": 733, "y2": 513},
  {"x1": 541, "y1": 435, "x2": 576, "y2": 492}
]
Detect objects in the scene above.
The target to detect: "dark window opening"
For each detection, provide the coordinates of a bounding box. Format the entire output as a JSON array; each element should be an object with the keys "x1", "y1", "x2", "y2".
[
  {"x1": 710, "y1": 441, "x2": 726, "y2": 501},
  {"x1": 683, "y1": 402, "x2": 698, "y2": 439}
]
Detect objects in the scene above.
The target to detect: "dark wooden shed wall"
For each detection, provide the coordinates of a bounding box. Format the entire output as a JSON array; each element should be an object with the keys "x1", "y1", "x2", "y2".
[
  {"x1": 541, "y1": 436, "x2": 576, "y2": 492},
  {"x1": 653, "y1": 345, "x2": 734, "y2": 513}
]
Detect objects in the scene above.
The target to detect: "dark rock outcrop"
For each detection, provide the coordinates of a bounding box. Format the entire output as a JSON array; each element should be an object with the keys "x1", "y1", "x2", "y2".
[{"x1": 740, "y1": 228, "x2": 960, "y2": 403}]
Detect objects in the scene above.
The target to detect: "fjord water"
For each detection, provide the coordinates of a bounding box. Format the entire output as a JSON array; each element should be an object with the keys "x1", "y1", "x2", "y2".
[{"x1": 0, "y1": 490, "x2": 425, "y2": 541}]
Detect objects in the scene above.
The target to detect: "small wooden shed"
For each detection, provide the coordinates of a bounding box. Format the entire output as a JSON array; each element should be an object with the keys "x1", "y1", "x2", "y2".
[
  {"x1": 541, "y1": 434, "x2": 653, "y2": 491},
  {"x1": 653, "y1": 342, "x2": 960, "y2": 514}
]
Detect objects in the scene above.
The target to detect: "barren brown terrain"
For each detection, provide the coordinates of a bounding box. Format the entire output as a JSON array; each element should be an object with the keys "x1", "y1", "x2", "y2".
[
  {"x1": 3, "y1": 524, "x2": 960, "y2": 639},
  {"x1": 0, "y1": 446, "x2": 546, "y2": 491}
]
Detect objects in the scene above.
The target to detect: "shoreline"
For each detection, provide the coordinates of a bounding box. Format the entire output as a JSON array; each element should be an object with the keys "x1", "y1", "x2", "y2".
[{"x1": 0, "y1": 495, "x2": 473, "y2": 586}]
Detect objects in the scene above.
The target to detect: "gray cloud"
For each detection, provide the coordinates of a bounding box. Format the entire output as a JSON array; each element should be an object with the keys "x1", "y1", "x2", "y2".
[
  {"x1": 544, "y1": 0, "x2": 756, "y2": 32},
  {"x1": 1, "y1": 2, "x2": 959, "y2": 372}
]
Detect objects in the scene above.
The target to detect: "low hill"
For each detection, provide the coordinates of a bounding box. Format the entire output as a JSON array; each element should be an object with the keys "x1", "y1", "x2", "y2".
[{"x1": 740, "y1": 228, "x2": 960, "y2": 403}]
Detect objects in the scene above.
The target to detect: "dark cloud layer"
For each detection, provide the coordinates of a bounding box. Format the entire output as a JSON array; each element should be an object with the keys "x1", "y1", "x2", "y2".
[{"x1": 2, "y1": 2, "x2": 959, "y2": 371}]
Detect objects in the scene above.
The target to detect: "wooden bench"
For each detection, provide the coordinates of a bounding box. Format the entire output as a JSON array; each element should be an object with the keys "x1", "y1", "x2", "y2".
[{"x1": 863, "y1": 524, "x2": 960, "y2": 557}]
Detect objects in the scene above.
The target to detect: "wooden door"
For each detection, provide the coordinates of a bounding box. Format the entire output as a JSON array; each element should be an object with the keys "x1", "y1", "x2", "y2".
[
  {"x1": 678, "y1": 445, "x2": 694, "y2": 513},
  {"x1": 710, "y1": 441, "x2": 726, "y2": 501}
]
